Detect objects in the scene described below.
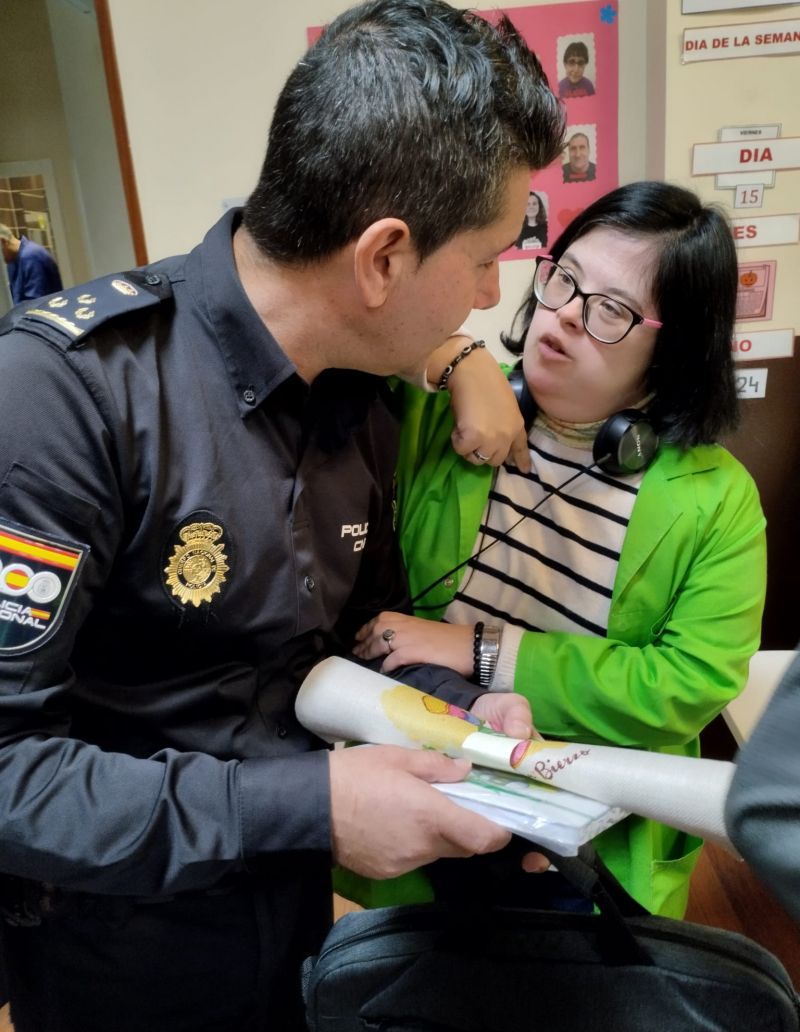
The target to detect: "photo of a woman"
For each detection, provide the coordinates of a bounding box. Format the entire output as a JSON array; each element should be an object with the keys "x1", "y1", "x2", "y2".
[{"x1": 515, "y1": 190, "x2": 548, "y2": 251}]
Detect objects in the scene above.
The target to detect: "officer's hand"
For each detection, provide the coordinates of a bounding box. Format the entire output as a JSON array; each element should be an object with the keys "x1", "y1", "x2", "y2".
[{"x1": 329, "y1": 746, "x2": 511, "y2": 880}]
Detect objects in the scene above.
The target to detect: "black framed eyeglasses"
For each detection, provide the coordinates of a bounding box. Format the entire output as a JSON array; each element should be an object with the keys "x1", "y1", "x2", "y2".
[{"x1": 533, "y1": 255, "x2": 662, "y2": 345}]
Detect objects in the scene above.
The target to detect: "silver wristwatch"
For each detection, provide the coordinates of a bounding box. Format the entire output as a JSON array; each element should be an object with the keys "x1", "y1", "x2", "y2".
[{"x1": 477, "y1": 624, "x2": 502, "y2": 687}]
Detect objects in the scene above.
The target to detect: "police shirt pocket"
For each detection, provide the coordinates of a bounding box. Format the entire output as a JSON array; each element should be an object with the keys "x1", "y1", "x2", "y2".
[{"x1": 1, "y1": 463, "x2": 101, "y2": 530}]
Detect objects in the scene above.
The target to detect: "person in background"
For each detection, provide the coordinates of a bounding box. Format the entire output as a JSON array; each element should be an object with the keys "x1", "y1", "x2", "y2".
[
  {"x1": 515, "y1": 190, "x2": 548, "y2": 251},
  {"x1": 725, "y1": 647, "x2": 800, "y2": 923},
  {"x1": 352, "y1": 181, "x2": 767, "y2": 919},
  {"x1": 0, "y1": 223, "x2": 63, "y2": 304},
  {"x1": 0, "y1": 1, "x2": 565, "y2": 1029},
  {"x1": 562, "y1": 131, "x2": 596, "y2": 183},
  {"x1": 558, "y1": 40, "x2": 595, "y2": 99}
]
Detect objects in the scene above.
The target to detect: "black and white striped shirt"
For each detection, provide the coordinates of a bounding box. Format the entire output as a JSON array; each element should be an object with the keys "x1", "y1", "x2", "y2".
[{"x1": 445, "y1": 418, "x2": 644, "y2": 689}]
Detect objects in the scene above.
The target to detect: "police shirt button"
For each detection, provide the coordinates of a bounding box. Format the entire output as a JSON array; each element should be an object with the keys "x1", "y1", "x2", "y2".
[
  {"x1": 276, "y1": 724, "x2": 288, "y2": 739},
  {"x1": 444, "y1": 576, "x2": 455, "y2": 587},
  {"x1": 304, "y1": 575, "x2": 316, "y2": 591},
  {"x1": 144, "y1": 273, "x2": 161, "y2": 286},
  {"x1": 243, "y1": 387, "x2": 257, "y2": 405}
]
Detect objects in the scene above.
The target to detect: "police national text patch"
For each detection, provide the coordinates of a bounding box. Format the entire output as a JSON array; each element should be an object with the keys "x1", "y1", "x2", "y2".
[{"x1": 0, "y1": 522, "x2": 87, "y2": 653}]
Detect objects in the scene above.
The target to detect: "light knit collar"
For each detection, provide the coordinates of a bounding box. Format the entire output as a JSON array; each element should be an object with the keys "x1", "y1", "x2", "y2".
[
  {"x1": 535, "y1": 394, "x2": 654, "y2": 452},
  {"x1": 535, "y1": 411, "x2": 602, "y2": 450}
]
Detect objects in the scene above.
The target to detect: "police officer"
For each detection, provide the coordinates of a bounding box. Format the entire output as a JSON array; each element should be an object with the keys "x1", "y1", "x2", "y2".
[{"x1": 0, "y1": 1, "x2": 564, "y2": 1028}]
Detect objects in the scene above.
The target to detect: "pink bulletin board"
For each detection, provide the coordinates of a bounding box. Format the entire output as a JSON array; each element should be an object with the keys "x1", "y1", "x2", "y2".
[
  {"x1": 307, "y1": 2, "x2": 619, "y2": 261},
  {"x1": 493, "y1": 1, "x2": 620, "y2": 261}
]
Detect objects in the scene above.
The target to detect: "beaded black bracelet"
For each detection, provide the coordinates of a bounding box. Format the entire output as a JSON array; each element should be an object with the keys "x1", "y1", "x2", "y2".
[
  {"x1": 436, "y1": 340, "x2": 486, "y2": 392},
  {"x1": 472, "y1": 621, "x2": 485, "y2": 683}
]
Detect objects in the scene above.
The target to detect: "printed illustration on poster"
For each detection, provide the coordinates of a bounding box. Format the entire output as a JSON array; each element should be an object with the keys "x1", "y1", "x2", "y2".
[{"x1": 735, "y1": 261, "x2": 776, "y2": 322}]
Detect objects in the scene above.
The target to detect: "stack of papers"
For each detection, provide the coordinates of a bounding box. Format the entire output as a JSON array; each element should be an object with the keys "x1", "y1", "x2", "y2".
[{"x1": 434, "y1": 764, "x2": 628, "y2": 856}]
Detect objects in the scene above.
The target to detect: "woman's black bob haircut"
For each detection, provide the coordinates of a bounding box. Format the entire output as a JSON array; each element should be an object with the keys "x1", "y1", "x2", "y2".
[{"x1": 502, "y1": 180, "x2": 739, "y2": 447}]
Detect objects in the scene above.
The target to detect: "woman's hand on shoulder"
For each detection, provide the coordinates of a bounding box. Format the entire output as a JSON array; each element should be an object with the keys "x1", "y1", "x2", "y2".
[
  {"x1": 429, "y1": 335, "x2": 531, "y2": 472},
  {"x1": 353, "y1": 612, "x2": 474, "y2": 676}
]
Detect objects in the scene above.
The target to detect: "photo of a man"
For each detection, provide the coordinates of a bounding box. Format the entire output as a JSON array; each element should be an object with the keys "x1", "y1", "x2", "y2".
[{"x1": 562, "y1": 131, "x2": 596, "y2": 183}]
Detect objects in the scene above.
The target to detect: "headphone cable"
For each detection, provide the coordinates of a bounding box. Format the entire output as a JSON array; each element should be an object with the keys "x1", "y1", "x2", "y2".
[{"x1": 410, "y1": 457, "x2": 605, "y2": 609}]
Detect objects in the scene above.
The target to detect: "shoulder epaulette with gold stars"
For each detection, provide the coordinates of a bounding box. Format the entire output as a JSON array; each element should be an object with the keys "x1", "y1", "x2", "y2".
[{"x1": 0, "y1": 269, "x2": 174, "y2": 350}]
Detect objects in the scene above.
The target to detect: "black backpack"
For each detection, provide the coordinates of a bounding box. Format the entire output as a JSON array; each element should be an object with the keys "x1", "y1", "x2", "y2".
[{"x1": 303, "y1": 847, "x2": 799, "y2": 1031}]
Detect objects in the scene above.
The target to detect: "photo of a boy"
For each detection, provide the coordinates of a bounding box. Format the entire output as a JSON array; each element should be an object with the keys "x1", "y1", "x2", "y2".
[{"x1": 559, "y1": 40, "x2": 595, "y2": 100}]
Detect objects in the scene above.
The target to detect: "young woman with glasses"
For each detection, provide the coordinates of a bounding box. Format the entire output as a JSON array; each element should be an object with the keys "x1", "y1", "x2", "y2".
[{"x1": 350, "y1": 181, "x2": 767, "y2": 918}]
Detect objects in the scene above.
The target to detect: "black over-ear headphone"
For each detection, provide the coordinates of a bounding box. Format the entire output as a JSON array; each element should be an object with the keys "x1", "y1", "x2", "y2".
[{"x1": 508, "y1": 367, "x2": 658, "y2": 477}]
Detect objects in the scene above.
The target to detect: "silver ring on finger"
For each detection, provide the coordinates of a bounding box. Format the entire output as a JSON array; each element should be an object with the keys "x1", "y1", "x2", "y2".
[
  {"x1": 473, "y1": 449, "x2": 490, "y2": 463},
  {"x1": 382, "y1": 628, "x2": 396, "y2": 652}
]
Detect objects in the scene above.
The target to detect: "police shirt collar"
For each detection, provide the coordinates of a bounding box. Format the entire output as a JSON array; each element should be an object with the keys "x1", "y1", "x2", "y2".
[
  {"x1": 187, "y1": 208, "x2": 385, "y2": 441},
  {"x1": 187, "y1": 207, "x2": 296, "y2": 417}
]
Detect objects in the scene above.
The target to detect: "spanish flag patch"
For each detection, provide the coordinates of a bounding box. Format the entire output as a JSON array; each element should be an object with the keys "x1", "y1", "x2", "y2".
[{"x1": 0, "y1": 521, "x2": 87, "y2": 653}]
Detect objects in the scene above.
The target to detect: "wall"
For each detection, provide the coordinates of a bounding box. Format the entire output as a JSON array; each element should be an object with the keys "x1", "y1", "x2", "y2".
[
  {"x1": 663, "y1": 2, "x2": 799, "y2": 333},
  {"x1": 0, "y1": 0, "x2": 87, "y2": 285},
  {"x1": 0, "y1": 0, "x2": 136, "y2": 289},
  {"x1": 661, "y1": 2, "x2": 800, "y2": 649},
  {"x1": 105, "y1": 0, "x2": 651, "y2": 348},
  {"x1": 45, "y1": 0, "x2": 135, "y2": 277}
]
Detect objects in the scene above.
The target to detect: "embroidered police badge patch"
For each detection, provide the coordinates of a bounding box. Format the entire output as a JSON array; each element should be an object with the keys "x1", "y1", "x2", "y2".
[
  {"x1": 163, "y1": 513, "x2": 230, "y2": 609},
  {"x1": 0, "y1": 522, "x2": 87, "y2": 653}
]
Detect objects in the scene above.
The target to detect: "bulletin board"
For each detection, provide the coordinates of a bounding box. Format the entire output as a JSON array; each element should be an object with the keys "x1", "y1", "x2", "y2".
[
  {"x1": 489, "y1": 1, "x2": 620, "y2": 262},
  {"x1": 308, "y1": 1, "x2": 620, "y2": 262},
  {"x1": 670, "y1": 2, "x2": 800, "y2": 648}
]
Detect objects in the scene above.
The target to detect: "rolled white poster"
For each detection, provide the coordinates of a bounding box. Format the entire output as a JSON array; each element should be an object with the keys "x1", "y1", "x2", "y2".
[{"x1": 296, "y1": 656, "x2": 735, "y2": 849}]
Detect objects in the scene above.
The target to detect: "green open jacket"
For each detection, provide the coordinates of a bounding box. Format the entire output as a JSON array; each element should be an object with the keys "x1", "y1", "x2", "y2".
[
  {"x1": 400, "y1": 384, "x2": 767, "y2": 916},
  {"x1": 388, "y1": 388, "x2": 768, "y2": 920},
  {"x1": 337, "y1": 384, "x2": 766, "y2": 917}
]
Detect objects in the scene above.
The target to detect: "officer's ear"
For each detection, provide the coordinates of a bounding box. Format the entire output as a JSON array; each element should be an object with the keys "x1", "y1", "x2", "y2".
[{"x1": 352, "y1": 218, "x2": 414, "y2": 309}]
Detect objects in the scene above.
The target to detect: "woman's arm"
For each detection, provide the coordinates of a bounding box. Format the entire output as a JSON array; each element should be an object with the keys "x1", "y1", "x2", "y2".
[
  {"x1": 421, "y1": 335, "x2": 529, "y2": 470},
  {"x1": 382, "y1": 442, "x2": 766, "y2": 753}
]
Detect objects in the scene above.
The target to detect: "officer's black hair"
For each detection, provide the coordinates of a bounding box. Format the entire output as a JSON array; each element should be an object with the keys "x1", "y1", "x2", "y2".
[
  {"x1": 502, "y1": 180, "x2": 740, "y2": 448},
  {"x1": 243, "y1": 0, "x2": 565, "y2": 264}
]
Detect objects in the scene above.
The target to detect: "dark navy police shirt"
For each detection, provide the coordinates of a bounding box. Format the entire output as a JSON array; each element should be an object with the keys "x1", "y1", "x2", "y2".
[{"x1": 0, "y1": 210, "x2": 409, "y2": 896}]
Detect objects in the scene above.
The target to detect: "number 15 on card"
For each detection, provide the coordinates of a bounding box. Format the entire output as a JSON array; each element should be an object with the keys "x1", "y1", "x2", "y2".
[{"x1": 734, "y1": 185, "x2": 765, "y2": 210}]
